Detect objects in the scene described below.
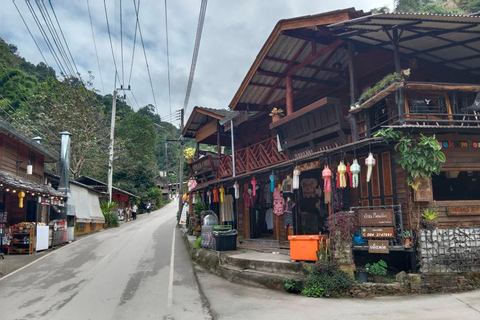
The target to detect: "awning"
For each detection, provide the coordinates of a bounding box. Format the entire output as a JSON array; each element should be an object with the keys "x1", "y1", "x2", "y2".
[{"x1": 71, "y1": 184, "x2": 105, "y2": 223}]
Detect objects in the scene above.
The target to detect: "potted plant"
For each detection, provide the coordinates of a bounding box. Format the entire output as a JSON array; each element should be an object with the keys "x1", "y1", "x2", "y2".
[
  {"x1": 422, "y1": 208, "x2": 438, "y2": 230},
  {"x1": 269, "y1": 107, "x2": 284, "y2": 122},
  {"x1": 401, "y1": 230, "x2": 412, "y2": 248},
  {"x1": 365, "y1": 259, "x2": 388, "y2": 283},
  {"x1": 356, "y1": 267, "x2": 369, "y2": 283}
]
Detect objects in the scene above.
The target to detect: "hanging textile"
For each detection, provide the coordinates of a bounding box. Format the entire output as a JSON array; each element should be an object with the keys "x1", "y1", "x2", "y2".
[
  {"x1": 273, "y1": 189, "x2": 285, "y2": 216},
  {"x1": 284, "y1": 198, "x2": 295, "y2": 229},
  {"x1": 365, "y1": 153, "x2": 376, "y2": 183},
  {"x1": 207, "y1": 190, "x2": 212, "y2": 204},
  {"x1": 219, "y1": 185, "x2": 225, "y2": 203},
  {"x1": 300, "y1": 178, "x2": 318, "y2": 198},
  {"x1": 188, "y1": 178, "x2": 197, "y2": 191},
  {"x1": 265, "y1": 208, "x2": 274, "y2": 230},
  {"x1": 233, "y1": 181, "x2": 239, "y2": 199},
  {"x1": 322, "y1": 165, "x2": 332, "y2": 204},
  {"x1": 293, "y1": 167, "x2": 300, "y2": 190},
  {"x1": 213, "y1": 187, "x2": 219, "y2": 203},
  {"x1": 243, "y1": 190, "x2": 251, "y2": 208},
  {"x1": 346, "y1": 162, "x2": 353, "y2": 187},
  {"x1": 251, "y1": 177, "x2": 257, "y2": 196},
  {"x1": 264, "y1": 183, "x2": 273, "y2": 204},
  {"x1": 192, "y1": 192, "x2": 197, "y2": 204},
  {"x1": 337, "y1": 161, "x2": 347, "y2": 188},
  {"x1": 269, "y1": 172, "x2": 276, "y2": 192},
  {"x1": 351, "y1": 159, "x2": 361, "y2": 188},
  {"x1": 220, "y1": 194, "x2": 234, "y2": 222}
]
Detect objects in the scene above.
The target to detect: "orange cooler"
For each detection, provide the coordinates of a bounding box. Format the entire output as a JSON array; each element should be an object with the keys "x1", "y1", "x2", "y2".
[{"x1": 288, "y1": 235, "x2": 328, "y2": 261}]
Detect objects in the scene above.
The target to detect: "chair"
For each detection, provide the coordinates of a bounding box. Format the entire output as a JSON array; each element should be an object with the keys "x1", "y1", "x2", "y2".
[{"x1": 461, "y1": 92, "x2": 480, "y2": 126}]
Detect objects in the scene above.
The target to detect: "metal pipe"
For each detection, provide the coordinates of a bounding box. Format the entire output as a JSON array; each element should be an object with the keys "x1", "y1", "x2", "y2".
[{"x1": 231, "y1": 119, "x2": 236, "y2": 177}]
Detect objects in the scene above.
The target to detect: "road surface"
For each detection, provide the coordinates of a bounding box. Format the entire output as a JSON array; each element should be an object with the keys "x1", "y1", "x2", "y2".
[{"x1": 0, "y1": 201, "x2": 210, "y2": 320}]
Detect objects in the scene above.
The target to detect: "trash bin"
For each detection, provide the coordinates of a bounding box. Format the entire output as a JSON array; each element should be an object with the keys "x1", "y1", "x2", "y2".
[
  {"x1": 288, "y1": 235, "x2": 328, "y2": 261},
  {"x1": 212, "y1": 229, "x2": 237, "y2": 251}
]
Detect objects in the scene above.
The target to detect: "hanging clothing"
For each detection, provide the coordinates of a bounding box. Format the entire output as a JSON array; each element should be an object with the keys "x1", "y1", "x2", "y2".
[
  {"x1": 273, "y1": 189, "x2": 285, "y2": 216},
  {"x1": 243, "y1": 191, "x2": 251, "y2": 208},
  {"x1": 207, "y1": 190, "x2": 212, "y2": 204},
  {"x1": 220, "y1": 194, "x2": 234, "y2": 222},
  {"x1": 293, "y1": 167, "x2": 300, "y2": 189},
  {"x1": 284, "y1": 199, "x2": 295, "y2": 228},
  {"x1": 301, "y1": 178, "x2": 318, "y2": 198},
  {"x1": 265, "y1": 208, "x2": 273, "y2": 230},
  {"x1": 213, "y1": 187, "x2": 219, "y2": 203},
  {"x1": 264, "y1": 184, "x2": 273, "y2": 204},
  {"x1": 188, "y1": 179, "x2": 197, "y2": 191}
]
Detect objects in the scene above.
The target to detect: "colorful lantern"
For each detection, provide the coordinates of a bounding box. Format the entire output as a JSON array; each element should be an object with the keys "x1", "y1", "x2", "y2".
[
  {"x1": 337, "y1": 161, "x2": 347, "y2": 188},
  {"x1": 365, "y1": 153, "x2": 376, "y2": 183},
  {"x1": 293, "y1": 166, "x2": 300, "y2": 190},
  {"x1": 207, "y1": 190, "x2": 212, "y2": 204},
  {"x1": 322, "y1": 165, "x2": 332, "y2": 204},
  {"x1": 269, "y1": 172, "x2": 276, "y2": 192},
  {"x1": 212, "y1": 187, "x2": 219, "y2": 203},
  {"x1": 233, "y1": 181, "x2": 239, "y2": 199},
  {"x1": 346, "y1": 162, "x2": 353, "y2": 187},
  {"x1": 351, "y1": 159, "x2": 361, "y2": 188},
  {"x1": 251, "y1": 177, "x2": 257, "y2": 196},
  {"x1": 18, "y1": 190, "x2": 25, "y2": 208},
  {"x1": 219, "y1": 185, "x2": 225, "y2": 202}
]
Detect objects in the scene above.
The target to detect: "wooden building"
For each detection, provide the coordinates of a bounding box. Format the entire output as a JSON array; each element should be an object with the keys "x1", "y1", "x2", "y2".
[{"x1": 184, "y1": 8, "x2": 480, "y2": 272}]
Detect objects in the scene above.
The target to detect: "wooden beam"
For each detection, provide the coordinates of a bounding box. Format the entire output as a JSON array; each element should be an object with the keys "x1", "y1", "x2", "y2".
[
  {"x1": 286, "y1": 76, "x2": 293, "y2": 115},
  {"x1": 257, "y1": 69, "x2": 338, "y2": 86},
  {"x1": 195, "y1": 119, "x2": 218, "y2": 143}
]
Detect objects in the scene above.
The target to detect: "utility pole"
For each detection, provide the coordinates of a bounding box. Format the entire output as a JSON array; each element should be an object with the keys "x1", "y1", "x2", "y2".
[
  {"x1": 164, "y1": 141, "x2": 168, "y2": 189},
  {"x1": 177, "y1": 109, "x2": 185, "y2": 223},
  {"x1": 107, "y1": 85, "x2": 130, "y2": 203}
]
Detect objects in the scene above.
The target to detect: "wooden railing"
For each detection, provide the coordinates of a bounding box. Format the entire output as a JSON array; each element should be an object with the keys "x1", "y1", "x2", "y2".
[
  {"x1": 17, "y1": 167, "x2": 44, "y2": 184},
  {"x1": 218, "y1": 137, "x2": 287, "y2": 178}
]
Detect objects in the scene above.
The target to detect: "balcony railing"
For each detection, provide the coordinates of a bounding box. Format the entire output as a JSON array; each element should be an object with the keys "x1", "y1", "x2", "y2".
[
  {"x1": 218, "y1": 137, "x2": 287, "y2": 178},
  {"x1": 17, "y1": 167, "x2": 44, "y2": 185}
]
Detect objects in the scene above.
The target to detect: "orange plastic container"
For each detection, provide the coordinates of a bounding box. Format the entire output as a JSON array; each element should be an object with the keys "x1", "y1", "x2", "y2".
[{"x1": 288, "y1": 235, "x2": 328, "y2": 261}]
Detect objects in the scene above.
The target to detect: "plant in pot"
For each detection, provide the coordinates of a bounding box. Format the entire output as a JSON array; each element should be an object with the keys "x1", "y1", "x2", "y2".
[
  {"x1": 401, "y1": 230, "x2": 412, "y2": 248},
  {"x1": 356, "y1": 267, "x2": 369, "y2": 283},
  {"x1": 422, "y1": 208, "x2": 438, "y2": 230},
  {"x1": 269, "y1": 107, "x2": 284, "y2": 122},
  {"x1": 365, "y1": 259, "x2": 388, "y2": 283}
]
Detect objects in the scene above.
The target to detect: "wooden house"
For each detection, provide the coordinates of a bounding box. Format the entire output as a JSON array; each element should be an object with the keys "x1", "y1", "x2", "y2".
[{"x1": 184, "y1": 8, "x2": 480, "y2": 273}]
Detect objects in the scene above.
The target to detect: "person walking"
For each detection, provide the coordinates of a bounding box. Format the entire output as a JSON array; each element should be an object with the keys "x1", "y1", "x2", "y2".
[
  {"x1": 132, "y1": 203, "x2": 138, "y2": 220},
  {"x1": 146, "y1": 202, "x2": 152, "y2": 214}
]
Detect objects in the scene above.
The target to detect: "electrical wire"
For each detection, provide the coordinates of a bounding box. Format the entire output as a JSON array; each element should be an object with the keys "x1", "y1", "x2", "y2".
[
  {"x1": 182, "y1": 0, "x2": 208, "y2": 112},
  {"x1": 120, "y1": 0, "x2": 124, "y2": 86},
  {"x1": 130, "y1": 90, "x2": 141, "y2": 110},
  {"x1": 133, "y1": 0, "x2": 158, "y2": 114},
  {"x1": 103, "y1": 0, "x2": 122, "y2": 87},
  {"x1": 127, "y1": 0, "x2": 140, "y2": 87},
  {"x1": 12, "y1": 0, "x2": 50, "y2": 68},
  {"x1": 164, "y1": 0, "x2": 172, "y2": 114},
  {"x1": 86, "y1": 0, "x2": 105, "y2": 94}
]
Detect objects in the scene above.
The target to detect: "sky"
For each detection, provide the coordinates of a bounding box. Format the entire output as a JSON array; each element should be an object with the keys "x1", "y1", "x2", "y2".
[{"x1": 0, "y1": 0, "x2": 393, "y2": 125}]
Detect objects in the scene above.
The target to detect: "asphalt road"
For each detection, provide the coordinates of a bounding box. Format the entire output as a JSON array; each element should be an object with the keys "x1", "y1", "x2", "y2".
[{"x1": 0, "y1": 201, "x2": 211, "y2": 320}]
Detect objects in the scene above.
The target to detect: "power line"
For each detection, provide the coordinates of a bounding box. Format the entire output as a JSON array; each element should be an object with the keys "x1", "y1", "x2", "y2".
[
  {"x1": 120, "y1": 0, "x2": 124, "y2": 86},
  {"x1": 130, "y1": 90, "x2": 141, "y2": 110},
  {"x1": 128, "y1": 0, "x2": 140, "y2": 87},
  {"x1": 103, "y1": 0, "x2": 122, "y2": 87},
  {"x1": 86, "y1": 0, "x2": 105, "y2": 94},
  {"x1": 12, "y1": 0, "x2": 50, "y2": 68},
  {"x1": 164, "y1": 0, "x2": 172, "y2": 114},
  {"x1": 133, "y1": 0, "x2": 158, "y2": 115},
  {"x1": 182, "y1": 0, "x2": 208, "y2": 112}
]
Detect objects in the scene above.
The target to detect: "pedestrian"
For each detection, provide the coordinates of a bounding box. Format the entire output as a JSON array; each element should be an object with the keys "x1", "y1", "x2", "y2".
[
  {"x1": 132, "y1": 203, "x2": 138, "y2": 220},
  {"x1": 146, "y1": 202, "x2": 151, "y2": 214}
]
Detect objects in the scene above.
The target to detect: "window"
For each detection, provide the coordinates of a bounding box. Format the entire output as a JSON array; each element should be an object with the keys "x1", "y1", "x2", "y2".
[{"x1": 433, "y1": 170, "x2": 480, "y2": 201}]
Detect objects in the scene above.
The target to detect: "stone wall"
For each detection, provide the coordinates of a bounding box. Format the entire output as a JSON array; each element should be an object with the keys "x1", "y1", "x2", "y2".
[{"x1": 418, "y1": 227, "x2": 480, "y2": 273}]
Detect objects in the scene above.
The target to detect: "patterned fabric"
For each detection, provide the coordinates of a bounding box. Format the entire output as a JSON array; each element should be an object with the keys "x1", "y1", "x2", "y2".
[
  {"x1": 293, "y1": 167, "x2": 300, "y2": 189},
  {"x1": 301, "y1": 178, "x2": 318, "y2": 198},
  {"x1": 273, "y1": 189, "x2": 285, "y2": 216}
]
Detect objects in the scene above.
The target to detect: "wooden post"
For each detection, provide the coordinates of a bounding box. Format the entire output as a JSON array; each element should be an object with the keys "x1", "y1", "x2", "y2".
[
  {"x1": 347, "y1": 42, "x2": 359, "y2": 142},
  {"x1": 392, "y1": 29, "x2": 405, "y2": 124},
  {"x1": 286, "y1": 76, "x2": 293, "y2": 115},
  {"x1": 216, "y1": 120, "x2": 221, "y2": 158}
]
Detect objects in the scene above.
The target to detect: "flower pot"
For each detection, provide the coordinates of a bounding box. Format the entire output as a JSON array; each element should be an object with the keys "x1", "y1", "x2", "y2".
[
  {"x1": 373, "y1": 275, "x2": 388, "y2": 283},
  {"x1": 424, "y1": 221, "x2": 437, "y2": 230},
  {"x1": 187, "y1": 158, "x2": 194, "y2": 164},
  {"x1": 404, "y1": 238, "x2": 411, "y2": 248},
  {"x1": 272, "y1": 115, "x2": 281, "y2": 122},
  {"x1": 357, "y1": 271, "x2": 369, "y2": 283}
]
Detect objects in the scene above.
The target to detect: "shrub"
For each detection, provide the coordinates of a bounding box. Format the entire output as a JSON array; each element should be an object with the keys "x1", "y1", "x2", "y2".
[
  {"x1": 284, "y1": 278, "x2": 300, "y2": 293},
  {"x1": 108, "y1": 213, "x2": 119, "y2": 228},
  {"x1": 100, "y1": 201, "x2": 116, "y2": 228},
  {"x1": 192, "y1": 236, "x2": 202, "y2": 249},
  {"x1": 301, "y1": 261, "x2": 353, "y2": 298},
  {"x1": 365, "y1": 260, "x2": 387, "y2": 276}
]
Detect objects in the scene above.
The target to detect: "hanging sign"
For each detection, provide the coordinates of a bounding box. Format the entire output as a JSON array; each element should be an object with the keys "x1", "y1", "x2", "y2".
[
  {"x1": 448, "y1": 206, "x2": 480, "y2": 216},
  {"x1": 358, "y1": 209, "x2": 394, "y2": 226},
  {"x1": 297, "y1": 160, "x2": 320, "y2": 172},
  {"x1": 361, "y1": 227, "x2": 394, "y2": 238},
  {"x1": 368, "y1": 240, "x2": 390, "y2": 253},
  {"x1": 413, "y1": 178, "x2": 433, "y2": 202}
]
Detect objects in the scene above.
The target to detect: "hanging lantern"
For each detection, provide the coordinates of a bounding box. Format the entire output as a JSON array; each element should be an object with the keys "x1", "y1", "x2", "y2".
[
  {"x1": 269, "y1": 171, "x2": 276, "y2": 192},
  {"x1": 251, "y1": 177, "x2": 257, "y2": 197},
  {"x1": 293, "y1": 166, "x2": 300, "y2": 190},
  {"x1": 207, "y1": 190, "x2": 212, "y2": 204},
  {"x1": 365, "y1": 153, "x2": 376, "y2": 183},
  {"x1": 322, "y1": 165, "x2": 332, "y2": 204},
  {"x1": 233, "y1": 181, "x2": 239, "y2": 199},
  {"x1": 337, "y1": 161, "x2": 347, "y2": 188},
  {"x1": 219, "y1": 185, "x2": 225, "y2": 202},
  {"x1": 18, "y1": 190, "x2": 25, "y2": 208},
  {"x1": 27, "y1": 164, "x2": 33, "y2": 175},
  {"x1": 212, "y1": 187, "x2": 219, "y2": 203},
  {"x1": 351, "y1": 159, "x2": 361, "y2": 188}
]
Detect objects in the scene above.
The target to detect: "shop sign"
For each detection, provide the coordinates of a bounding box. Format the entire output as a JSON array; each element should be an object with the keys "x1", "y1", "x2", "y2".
[
  {"x1": 297, "y1": 160, "x2": 320, "y2": 172},
  {"x1": 448, "y1": 206, "x2": 480, "y2": 216},
  {"x1": 413, "y1": 178, "x2": 433, "y2": 202},
  {"x1": 368, "y1": 240, "x2": 390, "y2": 254},
  {"x1": 358, "y1": 209, "x2": 394, "y2": 226},
  {"x1": 361, "y1": 227, "x2": 394, "y2": 238},
  {"x1": 439, "y1": 140, "x2": 480, "y2": 148},
  {"x1": 40, "y1": 197, "x2": 51, "y2": 205}
]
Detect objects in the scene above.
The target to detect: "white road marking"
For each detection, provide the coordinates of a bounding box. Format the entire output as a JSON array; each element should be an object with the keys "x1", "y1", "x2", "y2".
[{"x1": 166, "y1": 226, "x2": 176, "y2": 310}]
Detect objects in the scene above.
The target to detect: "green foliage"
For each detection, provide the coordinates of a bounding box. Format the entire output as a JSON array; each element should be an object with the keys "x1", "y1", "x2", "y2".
[
  {"x1": 352, "y1": 71, "x2": 408, "y2": 108},
  {"x1": 100, "y1": 201, "x2": 117, "y2": 228},
  {"x1": 193, "y1": 202, "x2": 208, "y2": 218},
  {"x1": 422, "y1": 208, "x2": 438, "y2": 221},
  {"x1": 108, "y1": 212, "x2": 119, "y2": 228},
  {"x1": 395, "y1": 0, "x2": 463, "y2": 14},
  {"x1": 327, "y1": 211, "x2": 358, "y2": 243},
  {"x1": 316, "y1": 238, "x2": 330, "y2": 262},
  {"x1": 192, "y1": 236, "x2": 202, "y2": 249},
  {"x1": 284, "y1": 278, "x2": 300, "y2": 293},
  {"x1": 400, "y1": 230, "x2": 411, "y2": 238},
  {"x1": 371, "y1": 6, "x2": 390, "y2": 13},
  {"x1": 374, "y1": 128, "x2": 446, "y2": 189},
  {"x1": 301, "y1": 261, "x2": 353, "y2": 298},
  {"x1": 365, "y1": 260, "x2": 388, "y2": 276}
]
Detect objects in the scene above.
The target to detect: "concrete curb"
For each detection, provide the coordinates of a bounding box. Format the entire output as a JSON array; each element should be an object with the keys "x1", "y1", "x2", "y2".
[{"x1": 182, "y1": 232, "x2": 306, "y2": 292}]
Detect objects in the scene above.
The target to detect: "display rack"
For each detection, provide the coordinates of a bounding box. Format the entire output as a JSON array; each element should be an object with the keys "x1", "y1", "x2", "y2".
[{"x1": 8, "y1": 227, "x2": 35, "y2": 255}]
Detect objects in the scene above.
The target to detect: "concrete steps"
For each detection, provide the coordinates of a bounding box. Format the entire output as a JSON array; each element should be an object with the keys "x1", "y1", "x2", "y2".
[{"x1": 222, "y1": 252, "x2": 308, "y2": 276}]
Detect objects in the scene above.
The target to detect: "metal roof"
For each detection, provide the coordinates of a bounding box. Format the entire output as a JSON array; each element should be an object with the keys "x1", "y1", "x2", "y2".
[
  {"x1": 182, "y1": 106, "x2": 230, "y2": 139},
  {"x1": 328, "y1": 13, "x2": 480, "y2": 76},
  {"x1": 75, "y1": 176, "x2": 139, "y2": 198},
  {"x1": 0, "y1": 170, "x2": 64, "y2": 197}
]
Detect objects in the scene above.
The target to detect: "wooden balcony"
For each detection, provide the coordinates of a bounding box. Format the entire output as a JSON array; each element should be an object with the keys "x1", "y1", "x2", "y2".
[
  {"x1": 188, "y1": 155, "x2": 218, "y2": 183},
  {"x1": 17, "y1": 167, "x2": 44, "y2": 185},
  {"x1": 352, "y1": 82, "x2": 480, "y2": 138},
  {"x1": 270, "y1": 97, "x2": 350, "y2": 158},
  {"x1": 218, "y1": 137, "x2": 287, "y2": 178}
]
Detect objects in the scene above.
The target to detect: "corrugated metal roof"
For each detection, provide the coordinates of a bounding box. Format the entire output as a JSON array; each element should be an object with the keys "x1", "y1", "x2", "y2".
[{"x1": 182, "y1": 106, "x2": 230, "y2": 139}]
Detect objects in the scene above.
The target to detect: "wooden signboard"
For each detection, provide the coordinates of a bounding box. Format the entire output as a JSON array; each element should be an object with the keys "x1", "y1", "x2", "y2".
[
  {"x1": 368, "y1": 240, "x2": 390, "y2": 254},
  {"x1": 448, "y1": 206, "x2": 480, "y2": 216},
  {"x1": 358, "y1": 209, "x2": 394, "y2": 226},
  {"x1": 413, "y1": 178, "x2": 433, "y2": 202},
  {"x1": 361, "y1": 227, "x2": 394, "y2": 238},
  {"x1": 297, "y1": 160, "x2": 320, "y2": 172}
]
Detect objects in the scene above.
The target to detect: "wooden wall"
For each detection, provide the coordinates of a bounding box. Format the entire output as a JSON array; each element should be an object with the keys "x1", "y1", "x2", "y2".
[{"x1": 0, "y1": 133, "x2": 45, "y2": 177}]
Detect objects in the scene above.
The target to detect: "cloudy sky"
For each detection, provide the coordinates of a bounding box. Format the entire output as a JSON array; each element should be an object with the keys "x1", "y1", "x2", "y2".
[{"x1": 0, "y1": 0, "x2": 392, "y2": 125}]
